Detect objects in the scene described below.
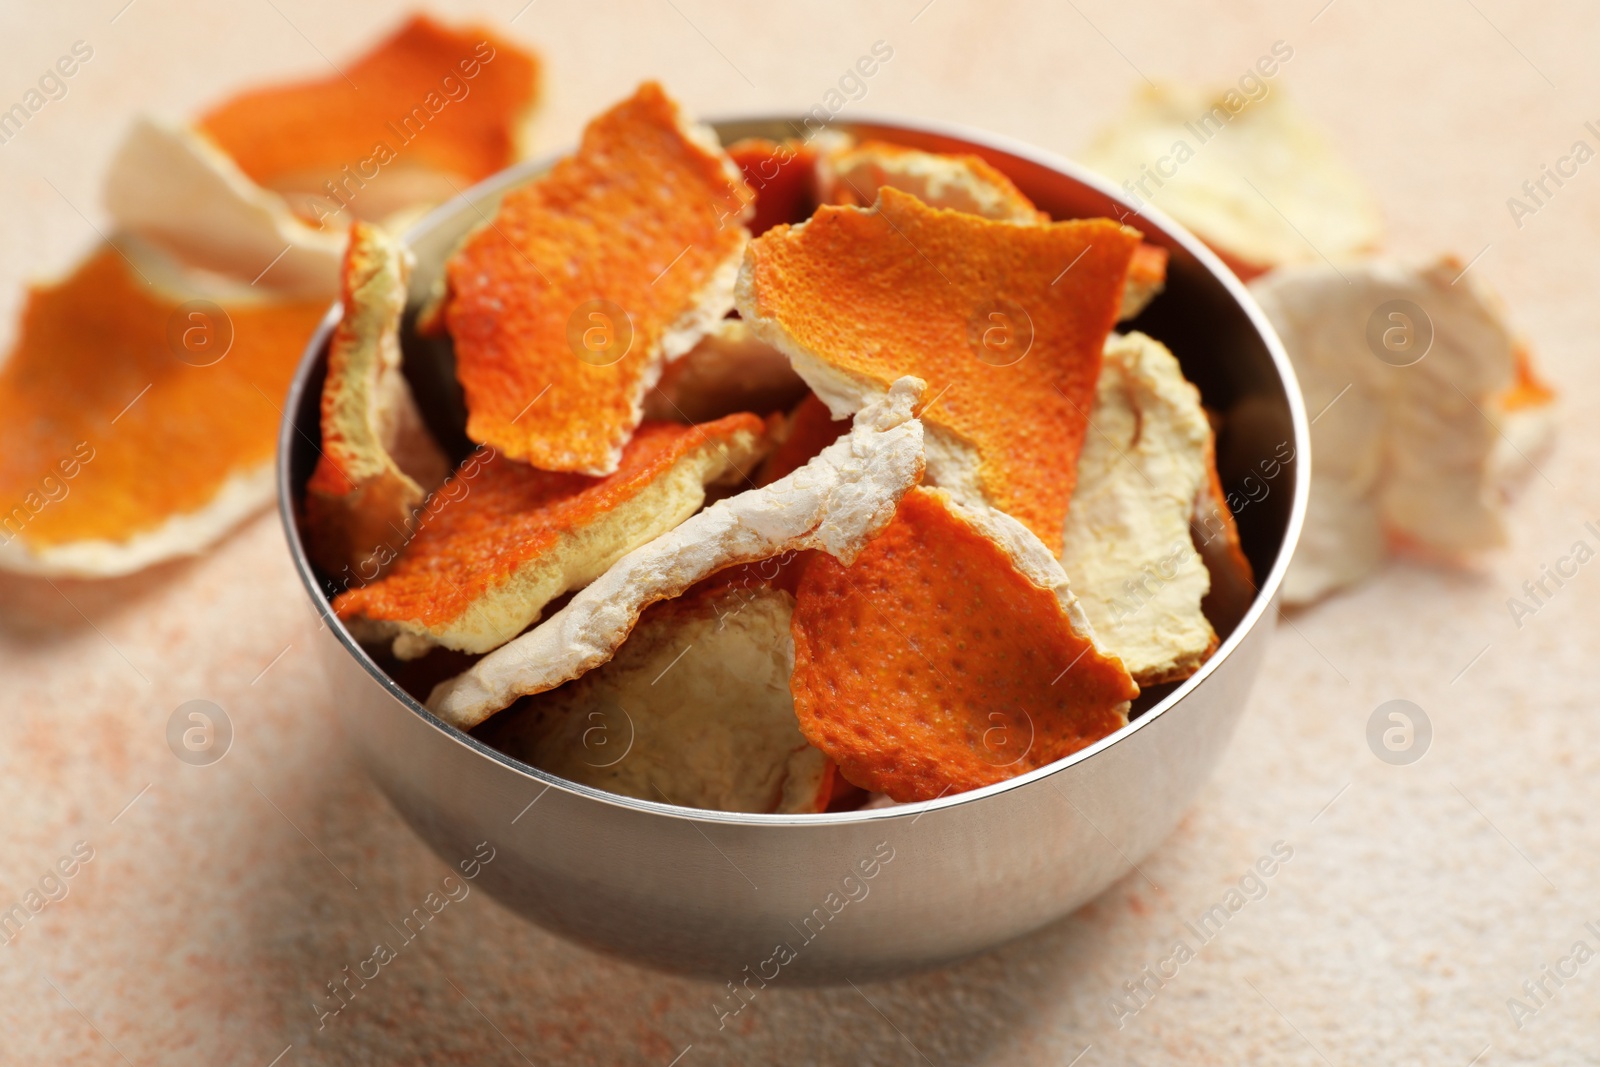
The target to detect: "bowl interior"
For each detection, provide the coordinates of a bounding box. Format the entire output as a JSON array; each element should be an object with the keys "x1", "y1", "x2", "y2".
[{"x1": 279, "y1": 114, "x2": 1306, "y2": 816}]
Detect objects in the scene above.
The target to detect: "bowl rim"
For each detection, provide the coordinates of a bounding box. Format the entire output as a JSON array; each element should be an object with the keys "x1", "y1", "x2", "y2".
[{"x1": 276, "y1": 108, "x2": 1311, "y2": 827}]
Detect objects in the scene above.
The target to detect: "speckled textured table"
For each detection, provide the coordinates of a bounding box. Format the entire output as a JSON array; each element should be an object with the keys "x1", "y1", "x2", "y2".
[{"x1": 4, "y1": 2, "x2": 1598, "y2": 1064}]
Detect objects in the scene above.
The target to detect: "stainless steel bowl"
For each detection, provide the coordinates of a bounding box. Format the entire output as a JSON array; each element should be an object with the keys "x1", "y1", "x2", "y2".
[{"x1": 276, "y1": 114, "x2": 1309, "y2": 983}]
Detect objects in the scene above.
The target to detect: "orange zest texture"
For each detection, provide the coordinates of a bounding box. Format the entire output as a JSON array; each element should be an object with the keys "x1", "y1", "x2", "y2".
[
  {"x1": 789, "y1": 488, "x2": 1138, "y2": 802},
  {"x1": 443, "y1": 81, "x2": 752, "y2": 475},
  {"x1": 0, "y1": 248, "x2": 326, "y2": 554},
  {"x1": 333, "y1": 414, "x2": 766, "y2": 655},
  {"x1": 739, "y1": 186, "x2": 1140, "y2": 548},
  {"x1": 198, "y1": 15, "x2": 540, "y2": 199}
]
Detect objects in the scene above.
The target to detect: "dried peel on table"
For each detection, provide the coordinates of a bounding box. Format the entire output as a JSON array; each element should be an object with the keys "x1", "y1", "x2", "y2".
[
  {"x1": 105, "y1": 116, "x2": 347, "y2": 298},
  {"x1": 441, "y1": 81, "x2": 752, "y2": 475},
  {"x1": 790, "y1": 486, "x2": 1138, "y2": 803},
  {"x1": 426, "y1": 377, "x2": 928, "y2": 730},
  {"x1": 0, "y1": 247, "x2": 328, "y2": 577},
  {"x1": 1080, "y1": 84, "x2": 1382, "y2": 280},
  {"x1": 303, "y1": 222, "x2": 450, "y2": 579},
  {"x1": 197, "y1": 14, "x2": 542, "y2": 225},
  {"x1": 1250, "y1": 257, "x2": 1555, "y2": 605},
  {"x1": 641, "y1": 318, "x2": 806, "y2": 424},
  {"x1": 478, "y1": 584, "x2": 832, "y2": 814},
  {"x1": 1060, "y1": 332, "x2": 1221, "y2": 685},
  {"x1": 736, "y1": 185, "x2": 1140, "y2": 550},
  {"x1": 332, "y1": 414, "x2": 768, "y2": 659}
]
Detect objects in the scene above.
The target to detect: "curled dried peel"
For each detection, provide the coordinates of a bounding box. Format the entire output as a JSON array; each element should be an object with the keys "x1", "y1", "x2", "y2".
[
  {"x1": 641, "y1": 318, "x2": 805, "y2": 424},
  {"x1": 1081, "y1": 84, "x2": 1382, "y2": 278},
  {"x1": 335, "y1": 414, "x2": 766, "y2": 658},
  {"x1": 479, "y1": 585, "x2": 831, "y2": 814},
  {"x1": 197, "y1": 15, "x2": 541, "y2": 223},
  {"x1": 737, "y1": 185, "x2": 1139, "y2": 550},
  {"x1": 444, "y1": 81, "x2": 752, "y2": 475},
  {"x1": 1060, "y1": 332, "x2": 1217, "y2": 685},
  {"x1": 1250, "y1": 258, "x2": 1550, "y2": 604},
  {"x1": 105, "y1": 117, "x2": 346, "y2": 297},
  {"x1": 791, "y1": 486, "x2": 1137, "y2": 803},
  {"x1": 427, "y1": 376, "x2": 928, "y2": 730},
  {"x1": 304, "y1": 222, "x2": 449, "y2": 578},
  {"x1": 0, "y1": 247, "x2": 327, "y2": 577}
]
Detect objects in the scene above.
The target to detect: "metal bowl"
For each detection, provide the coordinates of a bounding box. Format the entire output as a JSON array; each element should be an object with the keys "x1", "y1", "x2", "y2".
[{"x1": 276, "y1": 114, "x2": 1309, "y2": 983}]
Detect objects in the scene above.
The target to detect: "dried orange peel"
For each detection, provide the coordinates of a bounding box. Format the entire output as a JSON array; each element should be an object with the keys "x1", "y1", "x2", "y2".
[
  {"x1": 197, "y1": 15, "x2": 541, "y2": 224},
  {"x1": 0, "y1": 247, "x2": 327, "y2": 576},
  {"x1": 737, "y1": 185, "x2": 1140, "y2": 549},
  {"x1": 757, "y1": 393, "x2": 849, "y2": 486},
  {"x1": 427, "y1": 377, "x2": 928, "y2": 729},
  {"x1": 479, "y1": 584, "x2": 831, "y2": 814},
  {"x1": 105, "y1": 117, "x2": 346, "y2": 297},
  {"x1": 726, "y1": 137, "x2": 824, "y2": 237},
  {"x1": 442, "y1": 81, "x2": 752, "y2": 475},
  {"x1": 1059, "y1": 332, "x2": 1218, "y2": 685},
  {"x1": 334, "y1": 414, "x2": 767, "y2": 658},
  {"x1": 303, "y1": 222, "x2": 449, "y2": 579},
  {"x1": 820, "y1": 140, "x2": 1165, "y2": 320},
  {"x1": 791, "y1": 486, "x2": 1137, "y2": 802}
]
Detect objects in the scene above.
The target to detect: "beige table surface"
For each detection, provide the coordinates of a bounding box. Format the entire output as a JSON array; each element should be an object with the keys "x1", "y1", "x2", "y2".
[{"x1": 3, "y1": 1, "x2": 1598, "y2": 1064}]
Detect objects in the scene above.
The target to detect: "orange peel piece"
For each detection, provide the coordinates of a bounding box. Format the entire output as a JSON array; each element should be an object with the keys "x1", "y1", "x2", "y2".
[
  {"x1": 443, "y1": 81, "x2": 752, "y2": 474},
  {"x1": 427, "y1": 377, "x2": 927, "y2": 730},
  {"x1": 197, "y1": 15, "x2": 541, "y2": 224},
  {"x1": 0, "y1": 247, "x2": 327, "y2": 577},
  {"x1": 303, "y1": 222, "x2": 449, "y2": 579},
  {"x1": 822, "y1": 140, "x2": 1164, "y2": 320},
  {"x1": 105, "y1": 116, "x2": 346, "y2": 297},
  {"x1": 821, "y1": 139, "x2": 1045, "y2": 222},
  {"x1": 641, "y1": 318, "x2": 805, "y2": 424},
  {"x1": 737, "y1": 185, "x2": 1139, "y2": 549},
  {"x1": 1060, "y1": 332, "x2": 1218, "y2": 685},
  {"x1": 479, "y1": 584, "x2": 831, "y2": 814},
  {"x1": 757, "y1": 393, "x2": 848, "y2": 486},
  {"x1": 726, "y1": 137, "x2": 823, "y2": 237},
  {"x1": 334, "y1": 414, "x2": 767, "y2": 658},
  {"x1": 791, "y1": 486, "x2": 1138, "y2": 802}
]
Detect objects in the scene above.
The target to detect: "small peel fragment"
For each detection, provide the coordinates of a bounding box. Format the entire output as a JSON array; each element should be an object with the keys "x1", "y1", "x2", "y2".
[
  {"x1": 0, "y1": 247, "x2": 328, "y2": 577},
  {"x1": 1250, "y1": 258, "x2": 1553, "y2": 604},
  {"x1": 105, "y1": 116, "x2": 347, "y2": 297},
  {"x1": 757, "y1": 393, "x2": 849, "y2": 486},
  {"x1": 726, "y1": 137, "x2": 824, "y2": 237},
  {"x1": 1081, "y1": 84, "x2": 1382, "y2": 279},
  {"x1": 820, "y1": 139, "x2": 1046, "y2": 222},
  {"x1": 334, "y1": 414, "x2": 767, "y2": 658},
  {"x1": 478, "y1": 585, "x2": 831, "y2": 814},
  {"x1": 303, "y1": 222, "x2": 449, "y2": 578},
  {"x1": 427, "y1": 377, "x2": 928, "y2": 730},
  {"x1": 197, "y1": 15, "x2": 542, "y2": 223},
  {"x1": 641, "y1": 318, "x2": 805, "y2": 424},
  {"x1": 443, "y1": 81, "x2": 752, "y2": 474},
  {"x1": 1120, "y1": 242, "x2": 1169, "y2": 321},
  {"x1": 737, "y1": 186, "x2": 1139, "y2": 549},
  {"x1": 791, "y1": 486, "x2": 1137, "y2": 803},
  {"x1": 1060, "y1": 332, "x2": 1217, "y2": 685}
]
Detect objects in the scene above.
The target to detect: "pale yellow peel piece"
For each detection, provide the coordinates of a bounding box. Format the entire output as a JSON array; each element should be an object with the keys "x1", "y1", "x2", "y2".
[
  {"x1": 481, "y1": 586, "x2": 829, "y2": 814},
  {"x1": 1061, "y1": 333, "x2": 1217, "y2": 684}
]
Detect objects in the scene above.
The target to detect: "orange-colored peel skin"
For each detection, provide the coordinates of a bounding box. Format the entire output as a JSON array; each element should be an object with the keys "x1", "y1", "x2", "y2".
[
  {"x1": 197, "y1": 15, "x2": 540, "y2": 191},
  {"x1": 757, "y1": 393, "x2": 848, "y2": 485},
  {"x1": 0, "y1": 248, "x2": 326, "y2": 547},
  {"x1": 727, "y1": 138, "x2": 819, "y2": 237},
  {"x1": 742, "y1": 187, "x2": 1139, "y2": 548},
  {"x1": 443, "y1": 82, "x2": 751, "y2": 474},
  {"x1": 790, "y1": 488, "x2": 1138, "y2": 802},
  {"x1": 333, "y1": 414, "x2": 763, "y2": 629}
]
